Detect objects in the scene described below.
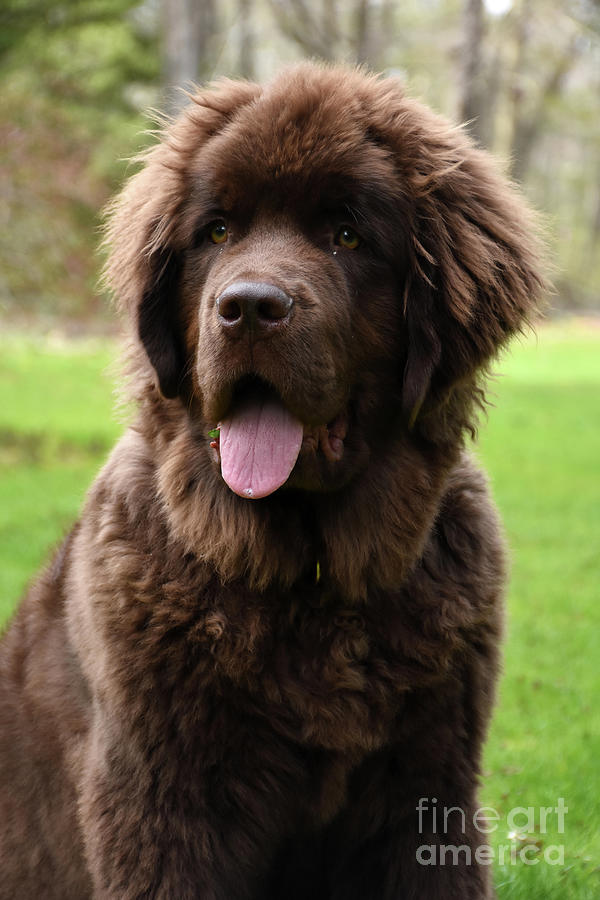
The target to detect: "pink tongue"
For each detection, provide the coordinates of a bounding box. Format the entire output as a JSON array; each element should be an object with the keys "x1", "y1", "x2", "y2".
[{"x1": 219, "y1": 393, "x2": 304, "y2": 499}]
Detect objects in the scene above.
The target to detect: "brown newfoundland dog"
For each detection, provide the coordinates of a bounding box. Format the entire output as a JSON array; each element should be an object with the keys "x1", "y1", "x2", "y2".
[{"x1": 0, "y1": 64, "x2": 544, "y2": 899}]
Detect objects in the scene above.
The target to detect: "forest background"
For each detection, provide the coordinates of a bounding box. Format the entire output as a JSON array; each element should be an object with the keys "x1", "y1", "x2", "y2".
[{"x1": 1, "y1": 0, "x2": 599, "y2": 325}]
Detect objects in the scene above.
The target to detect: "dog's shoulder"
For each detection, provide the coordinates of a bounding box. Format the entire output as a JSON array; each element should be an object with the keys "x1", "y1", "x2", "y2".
[{"x1": 403, "y1": 452, "x2": 506, "y2": 640}]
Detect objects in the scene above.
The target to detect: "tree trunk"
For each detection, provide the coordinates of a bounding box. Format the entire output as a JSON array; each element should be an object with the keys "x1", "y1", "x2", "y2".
[
  {"x1": 268, "y1": 0, "x2": 337, "y2": 60},
  {"x1": 355, "y1": 0, "x2": 371, "y2": 65},
  {"x1": 510, "y1": 34, "x2": 578, "y2": 183},
  {"x1": 458, "y1": 0, "x2": 487, "y2": 145},
  {"x1": 162, "y1": 0, "x2": 216, "y2": 115},
  {"x1": 238, "y1": 0, "x2": 255, "y2": 79}
]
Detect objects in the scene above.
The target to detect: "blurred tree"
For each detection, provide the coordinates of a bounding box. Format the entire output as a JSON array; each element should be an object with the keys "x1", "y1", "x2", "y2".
[
  {"x1": 268, "y1": 0, "x2": 336, "y2": 60},
  {"x1": 268, "y1": 0, "x2": 394, "y2": 68},
  {"x1": 355, "y1": 0, "x2": 372, "y2": 64},
  {"x1": 0, "y1": 0, "x2": 159, "y2": 321},
  {"x1": 162, "y1": 0, "x2": 217, "y2": 114},
  {"x1": 458, "y1": 0, "x2": 487, "y2": 145},
  {"x1": 0, "y1": 0, "x2": 159, "y2": 117},
  {"x1": 0, "y1": 0, "x2": 134, "y2": 60},
  {"x1": 238, "y1": 0, "x2": 255, "y2": 79},
  {"x1": 161, "y1": 0, "x2": 257, "y2": 111},
  {"x1": 0, "y1": 0, "x2": 598, "y2": 318},
  {"x1": 508, "y1": 0, "x2": 580, "y2": 182}
]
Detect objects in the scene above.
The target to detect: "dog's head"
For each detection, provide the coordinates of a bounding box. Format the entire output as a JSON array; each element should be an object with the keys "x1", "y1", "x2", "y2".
[{"x1": 105, "y1": 64, "x2": 545, "y2": 500}]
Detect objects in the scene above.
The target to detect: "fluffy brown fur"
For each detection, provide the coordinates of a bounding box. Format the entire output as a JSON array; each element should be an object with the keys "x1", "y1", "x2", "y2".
[{"x1": 0, "y1": 63, "x2": 545, "y2": 899}]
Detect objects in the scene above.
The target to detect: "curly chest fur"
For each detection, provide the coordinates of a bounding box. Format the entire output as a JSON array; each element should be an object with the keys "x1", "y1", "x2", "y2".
[{"x1": 114, "y1": 570, "x2": 463, "y2": 757}]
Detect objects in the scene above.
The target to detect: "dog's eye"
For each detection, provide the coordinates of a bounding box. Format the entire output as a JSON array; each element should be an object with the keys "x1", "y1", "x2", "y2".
[
  {"x1": 209, "y1": 221, "x2": 229, "y2": 244},
  {"x1": 335, "y1": 226, "x2": 361, "y2": 250}
]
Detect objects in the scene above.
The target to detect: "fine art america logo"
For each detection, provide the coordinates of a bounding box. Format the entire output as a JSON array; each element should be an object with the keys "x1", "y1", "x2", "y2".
[{"x1": 416, "y1": 797, "x2": 568, "y2": 866}]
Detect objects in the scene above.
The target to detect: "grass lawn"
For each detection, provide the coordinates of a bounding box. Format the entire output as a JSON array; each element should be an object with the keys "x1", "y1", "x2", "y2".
[
  {"x1": 0, "y1": 333, "x2": 121, "y2": 614},
  {"x1": 476, "y1": 319, "x2": 600, "y2": 898},
  {"x1": 0, "y1": 320, "x2": 599, "y2": 897}
]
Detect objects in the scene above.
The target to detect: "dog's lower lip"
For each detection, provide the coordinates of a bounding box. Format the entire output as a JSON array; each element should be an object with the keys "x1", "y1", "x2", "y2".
[
  {"x1": 298, "y1": 415, "x2": 347, "y2": 463},
  {"x1": 320, "y1": 414, "x2": 347, "y2": 462}
]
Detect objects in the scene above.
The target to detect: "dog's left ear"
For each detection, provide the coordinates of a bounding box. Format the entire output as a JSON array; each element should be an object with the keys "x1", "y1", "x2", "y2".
[
  {"x1": 367, "y1": 82, "x2": 547, "y2": 426},
  {"x1": 408, "y1": 124, "x2": 547, "y2": 424}
]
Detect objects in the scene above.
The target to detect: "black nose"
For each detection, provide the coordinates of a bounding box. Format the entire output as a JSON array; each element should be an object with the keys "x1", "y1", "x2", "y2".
[{"x1": 216, "y1": 281, "x2": 293, "y2": 337}]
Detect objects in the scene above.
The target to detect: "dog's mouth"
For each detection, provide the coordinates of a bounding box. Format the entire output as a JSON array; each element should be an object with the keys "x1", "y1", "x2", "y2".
[{"x1": 209, "y1": 378, "x2": 347, "y2": 500}]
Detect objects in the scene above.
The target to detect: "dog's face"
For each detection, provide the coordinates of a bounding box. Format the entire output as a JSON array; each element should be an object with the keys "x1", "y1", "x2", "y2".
[
  {"x1": 181, "y1": 100, "x2": 410, "y2": 497},
  {"x1": 106, "y1": 65, "x2": 544, "y2": 500}
]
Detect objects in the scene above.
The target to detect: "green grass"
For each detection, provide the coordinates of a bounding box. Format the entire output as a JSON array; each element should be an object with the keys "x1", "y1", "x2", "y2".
[
  {"x1": 1, "y1": 321, "x2": 599, "y2": 897},
  {"x1": 0, "y1": 333, "x2": 121, "y2": 613},
  {"x1": 477, "y1": 320, "x2": 600, "y2": 898}
]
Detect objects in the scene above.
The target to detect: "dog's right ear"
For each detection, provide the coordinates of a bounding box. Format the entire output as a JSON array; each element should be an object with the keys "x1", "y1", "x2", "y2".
[
  {"x1": 103, "y1": 156, "x2": 187, "y2": 398},
  {"x1": 103, "y1": 79, "x2": 262, "y2": 398},
  {"x1": 104, "y1": 144, "x2": 185, "y2": 397},
  {"x1": 137, "y1": 242, "x2": 183, "y2": 399}
]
